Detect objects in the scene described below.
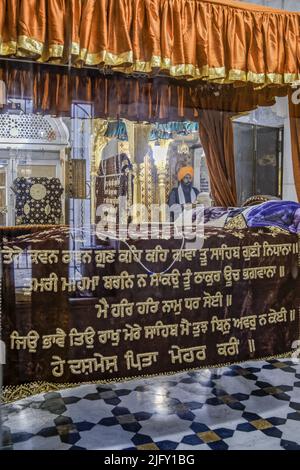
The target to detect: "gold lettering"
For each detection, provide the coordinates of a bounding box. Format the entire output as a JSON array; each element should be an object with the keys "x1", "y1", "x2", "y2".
[
  {"x1": 1, "y1": 246, "x2": 23, "y2": 264},
  {"x1": 184, "y1": 297, "x2": 201, "y2": 311},
  {"x1": 10, "y1": 330, "x2": 39, "y2": 352},
  {"x1": 97, "y1": 329, "x2": 121, "y2": 346},
  {"x1": 94, "y1": 250, "x2": 116, "y2": 267},
  {"x1": 162, "y1": 298, "x2": 182, "y2": 315},
  {"x1": 111, "y1": 299, "x2": 134, "y2": 318},
  {"x1": 211, "y1": 315, "x2": 232, "y2": 335},
  {"x1": 145, "y1": 245, "x2": 169, "y2": 263},
  {"x1": 95, "y1": 298, "x2": 109, "y2": 319},
  {"x1": 233, "y1": 315, "x2": 257, "y2": 331},
  {"x1": 223, "y1": 266, "x2": 240, "y2": 287},
  {"x1": 242, "y1": 243, "x2": 261, "y2": 261},
  {"x1": 69, "y1": 327, "x2": 95, "y2": 349},
  {"x1": 203, "y1": 291, "x2": 223, "y2": 308},
  {"x1": 124, "y1": 350, "x2": 159, "y2": 371},
  {"x1": 216, "y1": 337, "x2": 240, "y2": 356},
  {"x1": 103, "y1": 271, "x2": 134, "y2": 290},
  {"x1": 51, "y1": 355, "x2": 66, "y2": 377},
  {"x1": 168, "y1": 345, "x2": 206, "y2": 364},
  {"x1": 42, "y1": 329, "x2": 66, "y2": 349},
  {"x1": 123, "y1": 323, "x2": 142, "y2": 341},
  {"x1": 136, "y1": 298, "x2": 160, "y2": 315},
  {"x1": 182, "y1": 269, "x2": 193, "y2": 291},
  {"x1": 192, "y1": 321, "x2": 209, "y2": 336}
]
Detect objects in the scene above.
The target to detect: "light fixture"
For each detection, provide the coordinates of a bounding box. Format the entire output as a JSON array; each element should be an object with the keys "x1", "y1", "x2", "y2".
[
  {"x1": 151, "y1": 139, "x2": 169, "y2": 167},
  {"x1": 177, "y1": 140, "x2": 190, "y2": 155}
]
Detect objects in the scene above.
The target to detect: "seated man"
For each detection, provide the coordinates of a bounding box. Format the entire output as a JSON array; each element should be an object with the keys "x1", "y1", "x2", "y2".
[{"x1": 168, "y1": 166, "x2": 199, "y2": 207}]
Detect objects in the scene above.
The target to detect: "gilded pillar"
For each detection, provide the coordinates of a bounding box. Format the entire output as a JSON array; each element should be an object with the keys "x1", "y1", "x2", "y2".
[{"x1": 91, "y1": 119, "x2": 109, "y2": 225}]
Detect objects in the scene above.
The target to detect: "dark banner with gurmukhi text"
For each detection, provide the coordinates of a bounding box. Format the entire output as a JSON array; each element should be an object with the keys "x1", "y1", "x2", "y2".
[{"x1": 1, "y1": 226, "x2": 300, "y2": 402}]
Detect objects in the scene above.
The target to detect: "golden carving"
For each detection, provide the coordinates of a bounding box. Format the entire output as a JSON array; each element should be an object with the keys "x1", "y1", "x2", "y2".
[
  {"x1": 139, "y1": 154, "x2": 154, "y2": 221},
  {"x1": 225, "y1": 214, "x2": 247, "y2": 230}
]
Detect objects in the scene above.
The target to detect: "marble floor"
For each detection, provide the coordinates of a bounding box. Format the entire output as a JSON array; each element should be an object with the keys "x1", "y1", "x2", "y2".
[{"x1": 1, "y1": 359, "x2": 300, "y2": 450}]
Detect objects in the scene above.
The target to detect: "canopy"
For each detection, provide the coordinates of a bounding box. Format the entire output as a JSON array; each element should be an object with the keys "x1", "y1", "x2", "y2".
[{"x1": 1, "y1": 0, "x2": 300, "y2": 85}]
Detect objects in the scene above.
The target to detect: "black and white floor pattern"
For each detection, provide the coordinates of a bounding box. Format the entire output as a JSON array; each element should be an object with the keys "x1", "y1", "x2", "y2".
[{"x1": 1, "y1": 359, "x2": 300, "y2": 450}]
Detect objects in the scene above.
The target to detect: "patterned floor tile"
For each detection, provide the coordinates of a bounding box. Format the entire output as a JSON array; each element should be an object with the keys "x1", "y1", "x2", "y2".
[
  {"x1": 63, "y1": 396, "x2": 115, "y2": 423},
  {"x1": 167, "y1": 381, "x2": 215, "y2": 403},
  {"x1": 75, "y1": 424, "x2": 135, "y2": 450},
  {"x1": 237, "y1": 392, "x2": 289, "y2": 418},
  {"x1": 13, "y1": 435, "x2": 72, "y2": 450},
  {"x1": 259, "y1": 367, "x2": 299, "y2": 386},
  {"x1": 277, "y1": 418, "x2": 300, "y2": 443},
  {"x1": 280, "y1": 439, "x2": 300, "y2": 450},
  {"x1": 137, "y1": 413, "x2": 193, "y2": 443},
  {"x1": 2, "y1": 359, "x2": 300, "y2": 450},
  {"x1": 2, "y1": 406, "x2": 57, "y2": 435},
  {"x1": 176, "y1": 442, "x2": 211, "y2": 450},
  {"x1": 224, "y1": 429, "x2": 283, "y2": 450}
]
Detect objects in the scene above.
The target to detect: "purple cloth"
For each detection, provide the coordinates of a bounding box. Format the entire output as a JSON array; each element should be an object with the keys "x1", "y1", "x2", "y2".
[
  {"x1": 246, "y1": 201, "x2": 300, "y2": 234},
  {"x1": 204, "y1": 207, "x2": 229, "y2": 223}
]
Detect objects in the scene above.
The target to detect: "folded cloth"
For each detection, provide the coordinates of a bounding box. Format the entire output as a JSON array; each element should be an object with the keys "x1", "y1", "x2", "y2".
[
  {"x1": 245, "y1": 200, "x2": 300, "y2": 234},
  {"x1": 204, "y1": 207, "x2": 229, "y2": 224},
  {"x1": 294, "y1": 208, "x2": 300, "y2": 232},
  {"x1": 201, "y1": 201, "x2": 300, "y2": 234}
]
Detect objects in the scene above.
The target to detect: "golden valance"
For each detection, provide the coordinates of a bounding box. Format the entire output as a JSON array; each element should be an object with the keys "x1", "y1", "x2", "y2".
[{"x1": 1, "y1": 0, "x2": 300, "y2": 85}]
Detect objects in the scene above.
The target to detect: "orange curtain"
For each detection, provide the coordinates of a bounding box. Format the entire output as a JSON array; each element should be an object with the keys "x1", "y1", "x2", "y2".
[
  {"x1": 199, "y1": 109, "x2": 237, "y2": 207},
  {"x1": 193, "y1": 83, "x2": 288, "y2": 208},
  {"x1": 1, "y1": 0, "x2": 300, "y2": 84},
  {"x1": 0, "y1": 60, "x2": 198, "y2": 120},
  {"x1": 0, "y1": 60, "x2": 288, "y2": 119},
  {"x1": 288, "y1": 89, "x2": 300, "y2": 201},
  {"x1": 0, "y1": 0, "x2": 69, "y2": 61},
  {"x1": 65, "y1": 0, "x2": 300, "y2": 83}
]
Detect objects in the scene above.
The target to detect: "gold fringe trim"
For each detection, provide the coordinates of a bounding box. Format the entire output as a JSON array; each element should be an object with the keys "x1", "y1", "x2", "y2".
[
  {"x1": 0, "y1": 35, "x2": 64, "y2": 61},
  {"x1": 1, "y1": 351, "x2": 295, "y2": 404},
  {"x1": 1, "y1": 36, "x2": 300, "y2": 85},
  {"x1": 17, "y1": 35, "x2": 44, "y2": 56},
  {"x1": 0, "y1": 40, "x2": 17, "y2": 55},
  {"x1": 70, "y1": 43, "x2": 300, "y2": 84},
  {"x1": 0, "y1": 224, "x2": 66, "y2": 233}
]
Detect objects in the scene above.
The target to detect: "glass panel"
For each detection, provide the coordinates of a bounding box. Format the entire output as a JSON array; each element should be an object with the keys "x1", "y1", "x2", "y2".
[
  {"x1": 17, "y1": 165, "x2": 57, "y2": 178},
  {"x1": 1, "y1": 56, "x2": 298, "y2": 437},
  {"x1": 0, "y1": 170, "x2": 5, "y2": 186},
  {"x1": 0, "y1": 188, "x2": 5, "y2": 206},
  {"x1": 233, "y1": 122, "x2": 255, "y2": 205},
  {"x1": 256, "y1": 126, "x2": 280, "y2": 196}
]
